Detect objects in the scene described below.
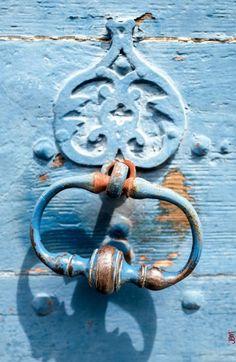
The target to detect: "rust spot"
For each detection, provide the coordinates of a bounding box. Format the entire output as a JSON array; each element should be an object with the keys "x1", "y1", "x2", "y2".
[
  {"x1": 123, "y1": 177, "x2": 136, "y2": 197},
  {"x1": 93, "y1": 173, "x2": 109, "y2": 193},
  {"x1": 95, "y1": 245, "x2": 116, "y2": 294},
  {"x1": 153, "y1": 260, "x2": 173, "y2": 268},
  {"x1": 144, "y1": 266, "x2": 166, "y2": 290},
  {"x1": 51, "y1": 153, "x2": 65, "y2": 168},
  {"x1": 158, "y1": 169, "x2": 193, "y2": 232},
  {"x1": 38, "y1": 173, "x2": 48, "y2": 182},
  {"x1": 174, "y1": 55, "x2": 186, "y2": 61},
  {"x1": 93, "y1": 160, "x2": 136, "y2": 196},
  {"x1": 135, "y1": 12, "x2": 156, "y2": 27}
]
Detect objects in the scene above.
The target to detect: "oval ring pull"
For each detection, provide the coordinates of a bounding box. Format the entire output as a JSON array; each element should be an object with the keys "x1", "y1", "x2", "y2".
[{"x1": 30, "y1": 160, "x2": 202, "y2": 294}]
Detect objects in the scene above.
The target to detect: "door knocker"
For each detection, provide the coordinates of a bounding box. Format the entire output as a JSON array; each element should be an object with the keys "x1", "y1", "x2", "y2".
[{"x1": 31, "y1": 20, "x2": 202, "y2": 294}]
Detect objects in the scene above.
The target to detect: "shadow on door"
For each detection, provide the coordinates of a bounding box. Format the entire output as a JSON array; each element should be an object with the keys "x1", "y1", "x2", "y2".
[{"x1": 17, "y1": 246, "x2": 157, "y2": 362}]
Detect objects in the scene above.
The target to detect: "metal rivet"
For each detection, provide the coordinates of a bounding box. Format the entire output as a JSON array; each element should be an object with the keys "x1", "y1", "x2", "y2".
[
  {"x1": 55, "y1": 129, "x2": 70, "y2": 143},
  {"x1": 191, "y1": 134, "x2": 211, "y2": 156},
  {"x1": 181, "y1": 290, "x2": 204, "y2": 314},
  {"x1": 32, "y1": 293, "x2": 57, "y2": 316},
  {"x1": 96, "y1": 66, "x2": 106, "y2": 77},
  {"x1": 167, "y1": 128, "x2": 179, "y2": 139},
  {"x1": 220, "y1": 138, "x2": 231, "y2": 154},
  {"x1": 115, "y1": 55, "x2": 131, "y2": 74},
  {"x1": 33, "y1": 138, "x2": 56, "y2": 160}
]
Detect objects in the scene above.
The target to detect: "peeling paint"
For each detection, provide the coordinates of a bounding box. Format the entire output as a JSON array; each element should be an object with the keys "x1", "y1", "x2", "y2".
[
  {"x1": 153, "y1": 260, "x2": 174, "y2": 268},
  {"x1": 38, "y1": 173, "x2": 48, "y2": 182},
  {"x1": 173, "y1": 55, "x2": 186, "y2": 61},
  {"x1": 0, "y1": 35, "x2": 235, "y2": 44},
  {"x1": 158, "y1": 169, "x2": 193, "y2": 232},
  {"x1": 23, "y1": 267, "x2": 49, "y2": 275},
  {"x1": 167, "y1": 251, "x2": 180, "y2": 259},
  {"x1": 51, "y1": 153, "x2": 65, "y2": 168},
  {"x1": 139, "y1": 255, "x2": 151, "y2": 261},
  {"x1": 135, "y1": 12, "x2": 156, "y2": 27}
]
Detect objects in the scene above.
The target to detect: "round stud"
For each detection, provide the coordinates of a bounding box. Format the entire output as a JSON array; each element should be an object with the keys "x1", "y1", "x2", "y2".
[
  {"x1": 191, "y1": 134, "x2": 211, "y2": 156},
  {"x1": 33, "y1": 138, "x2": 56, "y2": 160},
  {"x1": 181, "y1": 290, "x2": 204, "y2": 313},
  {"x1": 167, "y1": 128, "x2": 179, "y2": 139},
  {"x1": 220, "y1": 139, "x2": 231, "y2": 154},
  {"x1": 32, "y1": 293, "x2": 57, "y2": 316}
]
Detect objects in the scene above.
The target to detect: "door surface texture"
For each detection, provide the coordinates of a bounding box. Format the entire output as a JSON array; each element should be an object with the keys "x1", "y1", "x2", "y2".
[{"x1": 0, "y1": 2, "x2": 236, "y2": 362}]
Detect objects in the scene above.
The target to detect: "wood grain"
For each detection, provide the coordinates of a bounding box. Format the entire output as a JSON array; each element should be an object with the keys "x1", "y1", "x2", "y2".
[
  {"x1": 0, "y1": 40, "x2": 235, "y2": 274},
  {"x1": 0, "y1": 273, "x2": 235, "y2": 361},
  {"x1": 0, "y1": 1, "x2": 236, "y2": 39}
]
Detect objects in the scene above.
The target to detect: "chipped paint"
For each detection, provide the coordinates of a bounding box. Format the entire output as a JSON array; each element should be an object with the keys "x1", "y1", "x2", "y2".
[
  {"x1": 23, "y1": 267, "x2": 49, "y2": 275},
  {"x1": 51, "y1": 153, "x2": 65, "y2": 168},
  {"x1": 158, "y1": 169, "x2": 193, "y2": 232},
  {"x1": 135, "y1": 12, "x2": 156, "y2": 27},
  {"x1": 139, "y1": 255, "x2": 151, "y2": 262},
  {"x1": 167, "y1": 251, "x2": 180, "y2": 259},
  {"x1": 30, "y1": 161, "x2": 202, "y2": 292},
  {"x1": 38, "y1": 173, "x2": 48, "y2": 182},
  {"x1": 174, "y1": 55, "x2": 186, "y2": 61},
  {"x1": 153, "y1": 260, "x2": 174, "y2": 268}
]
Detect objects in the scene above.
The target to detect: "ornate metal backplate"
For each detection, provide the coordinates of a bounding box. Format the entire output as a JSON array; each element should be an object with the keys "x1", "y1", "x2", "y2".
[{"x1": 54, "y1": 20, "x2": 186, "y2": 168}]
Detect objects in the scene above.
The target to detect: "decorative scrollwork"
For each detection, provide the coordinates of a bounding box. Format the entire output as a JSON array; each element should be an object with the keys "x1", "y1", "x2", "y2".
[{"x1": 54, "y1": 20, "x2": 186, "y2": 168}]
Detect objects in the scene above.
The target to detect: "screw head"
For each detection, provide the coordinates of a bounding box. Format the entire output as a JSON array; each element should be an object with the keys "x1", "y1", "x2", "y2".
[
  {"x1": 181, "y1": 289, "x2": 204, "y2": 314},
  {"x1": 32, "y1": 293, "x2": 57, "y2": 316},
  {"x1": 33, "y1": 138, "x2": 56, "y2": 160},
  {"x1": 191, "y1": 134, "x2": 211, "y2": 156},
  {"x1": 220, "y1": 138, "x2": 231, "y2": 154}
]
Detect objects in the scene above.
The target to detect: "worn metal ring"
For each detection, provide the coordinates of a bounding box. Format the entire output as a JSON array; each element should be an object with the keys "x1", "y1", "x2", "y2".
[{"x1": 30, "y1": 170, "x2": 202, "y2": 294}]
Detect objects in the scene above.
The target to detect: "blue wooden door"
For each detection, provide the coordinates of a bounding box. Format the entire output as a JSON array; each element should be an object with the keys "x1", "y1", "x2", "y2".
[{"x1": 1, "y1": 2, "x2": 236, "y2": 361}]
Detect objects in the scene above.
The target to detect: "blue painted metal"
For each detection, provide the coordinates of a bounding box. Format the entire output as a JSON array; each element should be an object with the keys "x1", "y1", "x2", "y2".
[
  {"x1": 30, "y1": 161, "x2": 202, "y2": 294},
  {"x1": 54, "y1": 20, "x2": 186, "y2": 168}
]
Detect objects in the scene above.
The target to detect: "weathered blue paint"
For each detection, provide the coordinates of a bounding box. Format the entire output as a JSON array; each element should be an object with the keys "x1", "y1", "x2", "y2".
[
  {"x1": 30, "y1": 162, "x2": 202, "y2": 293},
  {"x1": 1, "y1": 2, "x2": 236, "y2": 361},
  {"x1": 105, "y1": 161, "x2": 130, "y2": 198},
  {"x1": 1, "y1": 1, "x2": 236, "y2": 39},
  {"x1": 54, "y1": 20, "x2": 186, "y2": 168}
]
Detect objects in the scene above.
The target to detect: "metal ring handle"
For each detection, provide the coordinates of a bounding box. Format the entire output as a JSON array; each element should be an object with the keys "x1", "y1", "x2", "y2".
[
  {"x1": 30, "y1": 167, "x2": 202, "y2": 294},
  {"x1": 126, "y1": 177, "x2": 202, "y2": 290}
]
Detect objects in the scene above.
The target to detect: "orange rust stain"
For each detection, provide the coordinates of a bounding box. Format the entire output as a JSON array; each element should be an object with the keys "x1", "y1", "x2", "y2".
[
  {"x1": 153, "y1": 260, "x2": 173, "y2": 268},
  {"x1": 135, "y1": 12, "x2": 156, "y2": 26},
  {"x1": 139, "y1": 255, "x2": 151, "y2": 261},
  {"x1": 93, "y1": 173, "x2": 109, "y2": 193},
  {"x1": 158, "y1": 169, "x2": 193, "y2": 232},
  {"x1": 51, "y1": 153, "x2": 65, "y2": 168},
  {"x1": 167, "y1": 251, "x2": 180, "y2": 259},
  {"x1": 38, "y1": 173, "x2": 48, "y2": 182},
  {"x1": 23, "y1": 267, "x2": 48, "y2": 274}
]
